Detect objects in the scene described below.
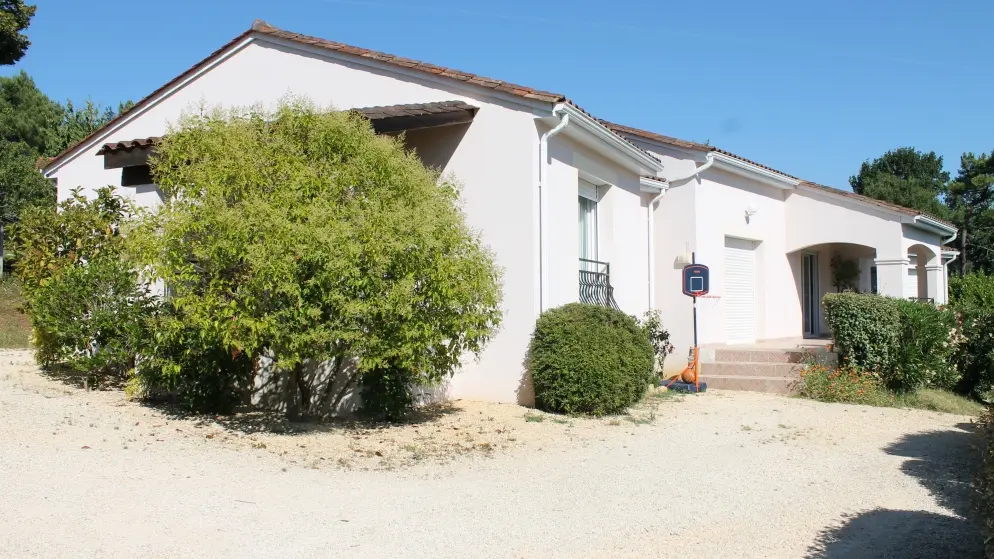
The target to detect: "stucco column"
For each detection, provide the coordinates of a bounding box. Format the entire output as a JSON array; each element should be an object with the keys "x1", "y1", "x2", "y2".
[
  {"x1": 926, "y1": 265, "x2": 942, "y2": 303},
  {"x1": 874, "y1": 258, "x2": 907, "y2": 298}
]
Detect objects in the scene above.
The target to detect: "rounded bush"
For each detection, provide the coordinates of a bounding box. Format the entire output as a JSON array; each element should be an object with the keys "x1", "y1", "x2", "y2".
[{"x1": 528, "y1": 303, "x2": 655, "y2": 415}]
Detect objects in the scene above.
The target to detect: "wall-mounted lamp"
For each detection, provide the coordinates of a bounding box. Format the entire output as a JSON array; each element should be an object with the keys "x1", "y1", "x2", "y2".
[{"x1": 745, "y1": 204, "x2": 759, "y2": 219}]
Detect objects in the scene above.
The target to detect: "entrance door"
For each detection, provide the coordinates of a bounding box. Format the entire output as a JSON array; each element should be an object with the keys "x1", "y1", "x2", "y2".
[
  {"x1": 802, "y1": 253, "x2": 819, "y2": 337},
  {"x1": 724, "y1": 237, "x2": 757, "y2": 344}
]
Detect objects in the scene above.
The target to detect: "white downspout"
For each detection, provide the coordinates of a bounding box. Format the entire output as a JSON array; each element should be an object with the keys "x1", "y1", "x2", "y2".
[
  {"x1": 944, "y1": 230, "x2": 958, "y2": 246},
  {"x1": 647, "y1": 186, "x2": 668, "y2": 308},
  {"x1": 538, "y1": 104, "x2": 570, "y2": 313}
]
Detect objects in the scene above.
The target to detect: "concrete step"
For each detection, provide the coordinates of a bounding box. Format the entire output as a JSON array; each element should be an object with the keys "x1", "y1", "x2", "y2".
[
  {"x1": 701, "y1": 375, "x2": 798, "y2": 395},
  {"x1": 712, "y1": 348, "x2": 837, "y2": 365},
  {"x1": 701, "y1": 362, "x2": 804, "y2": 378}
]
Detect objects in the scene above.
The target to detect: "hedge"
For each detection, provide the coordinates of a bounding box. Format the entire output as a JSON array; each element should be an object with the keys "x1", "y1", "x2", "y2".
[
  {"x1": 823, "y1": 293, "x2": 958, "y2": 393},
  {"x1": 528, "y1": 303, "x2": 655, "y2": 415},
  {"x1": 978, "y1": 408, "x2": 994, "y2": 558}
]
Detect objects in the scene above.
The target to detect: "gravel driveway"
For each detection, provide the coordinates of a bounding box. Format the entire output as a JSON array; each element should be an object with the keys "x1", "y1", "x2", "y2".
[{"x1": 0, "y1": 349, "x2": 983, "y2": 558}]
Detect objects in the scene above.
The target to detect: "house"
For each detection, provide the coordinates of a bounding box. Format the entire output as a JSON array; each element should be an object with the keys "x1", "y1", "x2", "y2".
[
  {"x1": 605, "y1": 123, "x2": 958, "y2": 377},
  {"x1": 41, "y1": 21, "x2": 958, "y2": 402}
]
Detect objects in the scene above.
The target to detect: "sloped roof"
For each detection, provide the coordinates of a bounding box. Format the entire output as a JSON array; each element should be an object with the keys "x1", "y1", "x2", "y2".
[
  {"x1": 605, "y1": 120, "x2": 955, "y2": 229},
  {"x1": 603, "y1": 121, "x2": 801, "y2": 181},
  {"x1": 44, "y1": 21, "x2": 662, "y2": 173}
]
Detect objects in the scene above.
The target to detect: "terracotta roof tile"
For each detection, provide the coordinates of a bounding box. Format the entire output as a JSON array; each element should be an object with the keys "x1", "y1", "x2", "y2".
[
  {"x1": 249, "y1": 20, "x2": 567, "y2": 104},
  {"x1": 96, "y1": 136, "x2": 163, "y2": 155},
  {"x1": 95, "y1": 102, "x2": 478, "y2": 156}
]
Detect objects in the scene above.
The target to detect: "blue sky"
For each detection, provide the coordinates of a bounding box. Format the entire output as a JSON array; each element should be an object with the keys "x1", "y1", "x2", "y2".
[{"x1": 9, "y1": 0, "x2": 993, "y2": 189}]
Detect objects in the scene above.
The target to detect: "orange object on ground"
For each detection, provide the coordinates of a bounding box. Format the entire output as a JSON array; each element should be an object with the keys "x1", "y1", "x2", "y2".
[{"x1": 664, "y1": 346, "x2": 700, "y2": 389}]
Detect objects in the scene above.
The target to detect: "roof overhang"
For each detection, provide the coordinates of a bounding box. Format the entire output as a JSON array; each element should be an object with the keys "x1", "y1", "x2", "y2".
[
  {"x1": 709, "y1": 152, "x2": 801, "y2": 190},
  {"x1": 909, "y1": 214, "x2": 958, "y2": 236},
  {"x1": 554, "y1": 104, "x2": 664, "y2": 177},
  {"x1": 352, "y1": 100, "x2": 478, "y2": 134},
  {"x1": 96, "y1": 101, "x2": 481, "y2": 170},
  {"x1": 639, "y1": 176, "x2": 669, "y2": 193}
]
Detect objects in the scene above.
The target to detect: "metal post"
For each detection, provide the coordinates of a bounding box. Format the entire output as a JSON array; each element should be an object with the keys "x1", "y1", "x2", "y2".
[{"x1": 692, "y1": 252, "x2": 698, "y2": 348}]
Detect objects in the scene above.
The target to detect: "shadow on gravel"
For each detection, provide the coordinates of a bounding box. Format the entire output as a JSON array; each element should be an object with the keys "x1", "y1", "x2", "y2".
[
  {"x1": 807, "y1": 423, "x2": 984, "y2": 558},
  {"x1": 149, "y1": 400, "x2": 463, "y2": 436},
  {"x1": 37, "y1": 363, "x2": 127, "y2": 391}
]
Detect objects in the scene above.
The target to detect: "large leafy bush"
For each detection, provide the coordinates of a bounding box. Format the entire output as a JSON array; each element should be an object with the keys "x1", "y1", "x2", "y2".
[
  {"x1": 952, "y1": 308, "x2": 994, "y2": 399},
  {"x1": 892, "y1": 299, "x2": 959, "y2": 391},
  {"x1": 528, "y1": 303, "x2": 654, "y2": 415},
  {"x1": 978, "y1": 408, "x2": 994, "y2": 558},
  {"x1": 131, "y1": 99, "x2": 502, "y2": 419},
  {"x1": 823, "y1": 293, "x2": 958, "y2": 392},
  {"x1": 13, "y1": 187, "x2": 157, "y2": 376},
  {"x1": 950, "y1": 272, "x2": 994, "y2": 309},
  {"x1": 823, "y1": 293, "x2": 901, "y2": 375}
]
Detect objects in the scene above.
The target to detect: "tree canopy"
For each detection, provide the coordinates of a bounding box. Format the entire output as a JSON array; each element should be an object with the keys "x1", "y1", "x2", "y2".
[
  {"x1": 0, "y1": 1, "x2": 34, "y2": 65},
  {"x1": 134, "y1": 100, "x2": 503, "y2": 419},
  {"x1": 849, "y1": 147, "x2": 950, "y2": 218},
  {"x1": 948, "y1": 152, "x2": 994, "y2": 274}
]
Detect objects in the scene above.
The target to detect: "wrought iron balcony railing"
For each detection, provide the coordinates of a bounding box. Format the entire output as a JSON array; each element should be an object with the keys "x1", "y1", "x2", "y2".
[{"x1": 579, "y1": 258, "x2": 619, "y2": 310}]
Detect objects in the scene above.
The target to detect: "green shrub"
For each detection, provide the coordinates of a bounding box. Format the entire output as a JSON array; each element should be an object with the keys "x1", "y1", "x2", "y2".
[
  {"x1": 797, "y1": 363, "x2": 893, "y2": 406},
  {"x1": 133, "y1": 312, "x2": 254, "y2": 414},
  {"x1": 133, "y1": 99, "x2": 503, "y2": 421},
  {"x1": 953, "y1": 308, "x2": 994, "y2": 400},
  {"x1": 977, "y1": 408, "x2": 994, "y2": 558},
  {"x1": 12, "y1": 187, "x2": 157, "y2": 377},
  {"x1": 360, "y1": 363, "x2": 415, "y2": 421},
  {"x1": 950, "y1": 272, "x2": 994, "y2": 309},
  {"x1": 28, "y1": 258, "x2": 157, "y2": 375},
  {"x1": 892, "y1": 299, "x2": 960, "y2": 392},
  {"x1": 824, "y1": 293, "x2": 960, "y2": 393},
  {"x1": 823, "y1": 292, "x2": 900, "y2": 374},
  {"x1": 528, "y1": 303, "x2": 655, "y2": 415}
]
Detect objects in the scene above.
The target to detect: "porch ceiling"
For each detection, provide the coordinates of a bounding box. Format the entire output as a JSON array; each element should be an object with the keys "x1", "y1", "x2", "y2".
[{"x1": 96, "y1": 100, "x2": 479, "y2": 169}]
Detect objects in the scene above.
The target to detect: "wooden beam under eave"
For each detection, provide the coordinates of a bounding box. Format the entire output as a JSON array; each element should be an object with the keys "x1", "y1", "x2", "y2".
[
  {"x1": 370, "y1": 109, "x2": 476, "y2": 134},
  {"x1": 103, "y1": 147, "x2": 155, "y2": 169}
]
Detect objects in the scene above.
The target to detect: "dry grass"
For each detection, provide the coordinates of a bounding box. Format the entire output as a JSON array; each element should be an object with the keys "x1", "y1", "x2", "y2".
[
  {"x1": 0, "y1": 278, "x2": 31, "y2": 349},
  {"x1": 895, "y1": 388, "x2": 985, "y2": 416}
]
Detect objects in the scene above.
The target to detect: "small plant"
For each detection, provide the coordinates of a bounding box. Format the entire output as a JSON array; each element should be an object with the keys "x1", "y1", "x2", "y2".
[
  {"x1": 523, "y1": 412, "x2": 546, "y2": 423},
  {"x1": 798, "y1": 363, "x2": 893, "y2": 406},
  {"x1": 830, "y1": 254, "x2": 861, "y2": 292},
  {"x1": 640, "y1": 309, "x2": 675, "y2": 374}
]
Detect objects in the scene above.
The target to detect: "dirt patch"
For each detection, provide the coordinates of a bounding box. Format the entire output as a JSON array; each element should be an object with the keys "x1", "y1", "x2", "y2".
[{"x1": 0, "y1": 349, "x2": 681, "y2": 471}]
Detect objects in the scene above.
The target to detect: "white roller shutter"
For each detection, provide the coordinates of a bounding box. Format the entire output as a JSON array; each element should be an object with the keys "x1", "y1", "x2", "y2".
[
  {"x1": 725, "y1": 237, "x2": 757, "y2": 344},
  {"x1": 905, "y1": 254, "x2": 919, "y2": 299}
]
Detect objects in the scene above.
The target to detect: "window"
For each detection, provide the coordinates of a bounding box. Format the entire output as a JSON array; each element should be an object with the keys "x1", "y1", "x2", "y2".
[
  {"x1": 578, "y1": 179, "x2": 598, "y2": 270},
  {"x1": 870, "y1": 266, "x2": 878, "y2": 294}
]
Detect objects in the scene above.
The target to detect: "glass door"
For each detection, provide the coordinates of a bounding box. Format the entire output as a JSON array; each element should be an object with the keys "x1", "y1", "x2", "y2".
[
  {"x1": 578, "y1": 195, "x2": 597, "y2": 271},
  {"x1": 802, "y1": 253, "x2": 819, "y2": 337}
]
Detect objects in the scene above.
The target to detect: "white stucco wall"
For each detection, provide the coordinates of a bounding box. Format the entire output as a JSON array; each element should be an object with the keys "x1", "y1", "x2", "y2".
[
  {"x1": 546, "y1": 132, "x2": 650, "y2": 317},
  {"x1": 692, "y1": 169, "x2": 798, "y2": 345},
  {"x1": 622, "y1": 134, "x2": 957, "y2": 354}
]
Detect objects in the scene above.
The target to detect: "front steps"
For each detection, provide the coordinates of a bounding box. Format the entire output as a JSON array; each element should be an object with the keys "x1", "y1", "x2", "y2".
[{"x1": 698, "y1": 347, "x2": 837, "y2": 395}]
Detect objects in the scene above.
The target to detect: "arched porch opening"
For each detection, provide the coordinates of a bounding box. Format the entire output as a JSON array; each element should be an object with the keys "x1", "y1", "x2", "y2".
[
  {"x1": 906, "y1": 244, "x2": 938, "y2": 302},
  {"x1": 789, "y1": 242, "x2": 878, "y2": 338}
]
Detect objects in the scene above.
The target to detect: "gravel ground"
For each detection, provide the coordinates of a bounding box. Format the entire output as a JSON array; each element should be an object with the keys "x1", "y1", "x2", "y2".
[{"x1": 0, "y1": 349, "x2": 983, "y2": 558}]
